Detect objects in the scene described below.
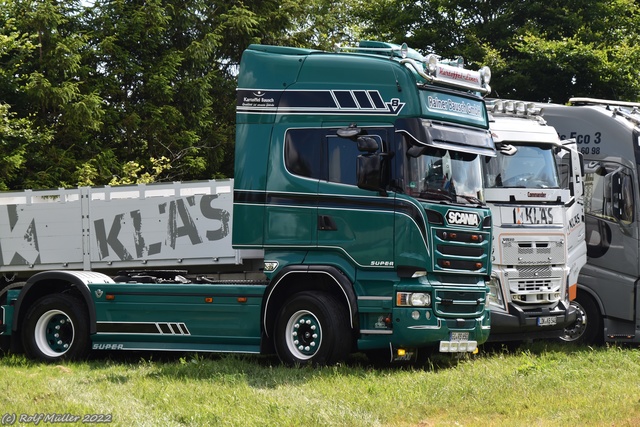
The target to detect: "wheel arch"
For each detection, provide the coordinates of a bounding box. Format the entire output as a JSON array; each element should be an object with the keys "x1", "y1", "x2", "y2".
[
  {"x1": 575, "y1": 283, "x2": 605, "y2": 316},
  {"x1": 12, "y1": 271, "x2": 114, "y2": 335},
  {"x1": 262, "y1": 265, "x2": 358, "y2": 339}
]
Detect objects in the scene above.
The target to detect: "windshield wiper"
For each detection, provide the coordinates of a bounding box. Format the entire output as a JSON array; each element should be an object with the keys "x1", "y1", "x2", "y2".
[
  {"x1": 419, "y1": 188, "x2": 455, "y2": 202},
  {"x1": 455, "y1": 194, "x2": 484, "y2": 206}
]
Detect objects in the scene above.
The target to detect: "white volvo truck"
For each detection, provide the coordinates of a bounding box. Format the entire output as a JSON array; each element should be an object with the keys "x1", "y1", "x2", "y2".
[{"x1": 483, "y1": 100, "x2": 587, "y2": 342}]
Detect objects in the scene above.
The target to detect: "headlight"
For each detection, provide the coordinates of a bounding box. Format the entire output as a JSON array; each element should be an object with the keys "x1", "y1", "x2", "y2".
[
  {"x1": 410, "y1": 293, "x2": 431, "y2": 306},
  {"x1": 397, "y1": 292, "x2": 432, "y2": 307}
]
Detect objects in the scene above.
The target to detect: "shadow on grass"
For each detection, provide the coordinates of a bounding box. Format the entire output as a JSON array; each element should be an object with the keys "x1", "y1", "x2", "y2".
[
  {"x1": 479, "y1": 338, "x2": 609, "y2": 357},
  {"x1": 1, "y1": 339, "x2": 623, "y2": 390}
]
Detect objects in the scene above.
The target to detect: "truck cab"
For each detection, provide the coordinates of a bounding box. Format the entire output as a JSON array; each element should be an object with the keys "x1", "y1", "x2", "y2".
[
  {"x1": 541, "y1": 98, "x2": 640, "y2": 344},
  {"x1": 483, "y1": 100, "x2": 586, "y2": 342},
  {"x1": 234, "y1": 41, "x2": 496, "y2": 362}
]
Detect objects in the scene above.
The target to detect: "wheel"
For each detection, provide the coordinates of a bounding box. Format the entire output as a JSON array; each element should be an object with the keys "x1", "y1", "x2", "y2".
[
  {"x1": 274, "y1": 291, "x2": 351, "y2": 366},
  {"x1": 560, "y1": 294, "x2": 603, "y2": 345},
  {"x1": 21, "y1": 294, "x2": 91, "y2": 362}
]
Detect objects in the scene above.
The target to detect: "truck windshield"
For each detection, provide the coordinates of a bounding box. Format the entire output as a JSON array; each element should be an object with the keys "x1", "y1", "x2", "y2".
[
  {"x1": 483, "y1": 145, "x2": 560, "y2": 189},
  {"x1": 405, "y1": 148, "x2": 484, "y2": 204}
]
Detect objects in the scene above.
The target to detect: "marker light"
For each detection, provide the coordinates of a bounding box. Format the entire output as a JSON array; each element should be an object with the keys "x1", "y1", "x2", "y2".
[
  {"x1": 400, "y1": 43, "x2": 408, "y2": 59},
  {"x1": 489, "y1": 99, "x2": 504, "y2": 113},
  {"x1": 425, "y1": 54, "x2": 438, "y2": 74},
  {"x1": 526, "y1": 102, "x2": 541, "y2": 115},
  {"x1": 480, "y1": 66, "x2": 491, "y2": 85},
  {"x1": 504, "y1": 100, "x2": 515, "y2": 113}
]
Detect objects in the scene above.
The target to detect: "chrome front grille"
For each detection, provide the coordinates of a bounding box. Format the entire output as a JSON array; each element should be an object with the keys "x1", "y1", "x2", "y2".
[
  {"x1": 501, "y1": 236, "x2": 565, "y2": 265},
  {"x1": 434, "y1": 289, "x2": 486, "y2": 317}
]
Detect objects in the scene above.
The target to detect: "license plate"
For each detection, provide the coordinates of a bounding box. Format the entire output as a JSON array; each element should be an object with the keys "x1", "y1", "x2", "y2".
[
  {"x1": 450, "y1": 332, "x2": 469, "y2": 341},
  {"x1": 537, "y1": 316, "x2": 557, "y2": 326}
]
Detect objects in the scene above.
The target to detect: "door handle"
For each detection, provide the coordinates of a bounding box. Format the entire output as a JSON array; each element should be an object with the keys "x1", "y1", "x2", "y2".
[{"x1": 317, "y1": 215, "x2": 338, "y2": 231}]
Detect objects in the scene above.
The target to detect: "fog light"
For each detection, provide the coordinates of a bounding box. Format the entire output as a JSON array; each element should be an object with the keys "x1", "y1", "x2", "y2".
[{"x1": 411, "y1": 310, "x2": 420, "y2": 320}]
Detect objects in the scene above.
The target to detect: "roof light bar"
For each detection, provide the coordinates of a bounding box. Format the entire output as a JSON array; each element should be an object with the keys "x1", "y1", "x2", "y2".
[
  {"x1": 486, "y1": 100, "x2": 541, "y2": 116},
  {"x1": 336, "y1": 40, "x2": 492, "y2": 95}
]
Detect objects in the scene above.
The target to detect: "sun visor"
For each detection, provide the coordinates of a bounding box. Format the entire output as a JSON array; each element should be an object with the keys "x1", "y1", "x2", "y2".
[{"x1": 396, "y1": 118, "x2": 496, "y2": 157}]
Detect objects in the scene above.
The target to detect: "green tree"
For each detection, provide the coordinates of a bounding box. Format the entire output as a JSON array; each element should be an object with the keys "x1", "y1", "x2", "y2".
[
  {"x1": 357, "y1": 0, "x2": 640, "y2": 103},
  {"x1": 0, "y1": 0, "x2": 103, "y2": 189},
  {"x1": 0, "y1": 4, "x2": 56, "y2": 190},
  {"x1": 84, "y1": 0, "x2": 308, "y2": 184}
]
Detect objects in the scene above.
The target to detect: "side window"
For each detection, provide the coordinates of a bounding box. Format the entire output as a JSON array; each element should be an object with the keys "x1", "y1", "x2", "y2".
[
  {"x1": 556, "y1": 152, "x2": 570, "y2": 190},
  {"x1": 285, "y1": 128, "x2": 386, "y2": 185},
  {"x1": 285, "y1": 129, "x2": 322, "y2": 179},
  {"x1": 583, "y1": 170, "x2": 605, "y2": 218},
  {"x1": 326, "y1": 134, "x2": 382, "y2": 186}
]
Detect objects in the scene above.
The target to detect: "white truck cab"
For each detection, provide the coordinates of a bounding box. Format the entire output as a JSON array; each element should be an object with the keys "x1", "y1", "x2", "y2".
[{"x1": 483, "y1": 100, "x2": 587, "y2": 342}]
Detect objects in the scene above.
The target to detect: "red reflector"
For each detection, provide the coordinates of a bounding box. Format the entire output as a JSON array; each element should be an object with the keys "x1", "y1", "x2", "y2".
[{"x1": 443, "y1": 260, "x2": 451, "y2": 267}]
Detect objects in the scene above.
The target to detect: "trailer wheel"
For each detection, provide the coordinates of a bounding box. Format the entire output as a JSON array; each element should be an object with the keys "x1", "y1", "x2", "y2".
[
  {"x1": 560, "y1": 295, "x2": 603, "y2": 345},
  {"x1": 274, "y1": 291, "x2": 351, "y2": 366},
  {"x1": 21, "y1": 294, "x2": 90, "y2": 362}
]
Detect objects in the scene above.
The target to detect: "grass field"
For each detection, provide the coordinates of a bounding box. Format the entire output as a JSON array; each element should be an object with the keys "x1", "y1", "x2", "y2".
[{"x1": 1, "y1": 342, "x2": 639, "y2": 426}]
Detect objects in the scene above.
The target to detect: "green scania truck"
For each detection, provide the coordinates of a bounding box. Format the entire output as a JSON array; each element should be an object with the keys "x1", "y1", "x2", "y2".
[{"x1": 0, "y1": 42, "x2": 495, "y2": 365}]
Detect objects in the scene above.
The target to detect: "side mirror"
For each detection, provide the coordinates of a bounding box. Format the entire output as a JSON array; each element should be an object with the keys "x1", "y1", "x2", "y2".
[
  {"x1": 610, "y1": 168, "x2": 633, "y2": 224},
  {"x1": 556, "y1": 140, "x2": 584, "y2": 199},
  {"x1": 570, "y1": 149, "x2": 584, "y2": 198},
  {"x1": 357, "y1": 136, "x2": 379, "y2": 153},
  {"x1": 337, "y1": 124, "x2": 361, "y2": 138}
]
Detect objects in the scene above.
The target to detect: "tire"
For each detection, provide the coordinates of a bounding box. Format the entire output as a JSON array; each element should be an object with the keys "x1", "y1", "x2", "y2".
[
  {"x1": 21, "y1": 294, "x2": 91, "y2": 362},
  {"x1": 274, "y1": 291, "x2": 351, "y2": 366},
  {"x1": 560, "y1": 294, "x2": 603, "y2": 345}
]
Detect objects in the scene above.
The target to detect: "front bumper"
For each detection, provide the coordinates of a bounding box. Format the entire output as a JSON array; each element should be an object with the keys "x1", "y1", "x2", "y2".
[
  {"x1": 390, "y1": 306, "x2": 491, "y2": 351},
  {"x1": 486, "y1": 300, "x2": 577, "y2": 342}
]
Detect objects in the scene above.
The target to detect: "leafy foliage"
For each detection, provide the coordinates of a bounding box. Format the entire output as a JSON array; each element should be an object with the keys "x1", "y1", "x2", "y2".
[
  {"x1": 0, "y1": 0, "x2": 639, "y2": 189},
  {"x1": 357, "y1": 0, "x2": 640, "y2": 102}
]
